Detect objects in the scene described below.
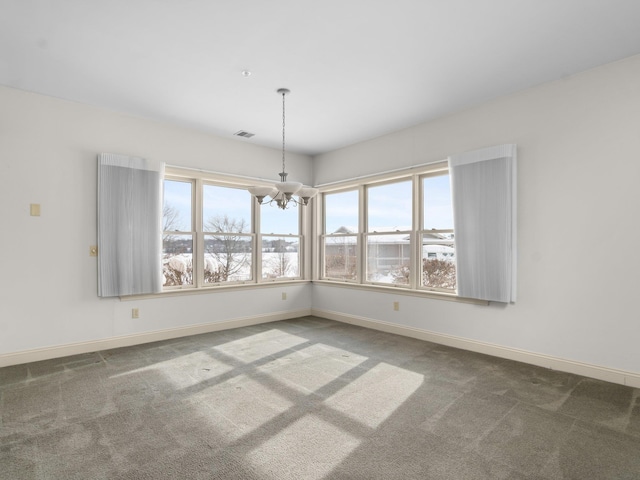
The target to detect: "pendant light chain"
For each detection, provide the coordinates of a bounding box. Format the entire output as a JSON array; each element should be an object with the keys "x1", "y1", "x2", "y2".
[{"x1": 281, "y1": 90, "x2": 286, "y2": 174}]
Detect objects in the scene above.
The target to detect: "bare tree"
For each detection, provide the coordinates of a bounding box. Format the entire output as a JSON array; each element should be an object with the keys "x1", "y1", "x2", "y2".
[
  {"x1": 163, "y1": 204, "x2": 181, "y2": 236},
  {"x1": 266, "y1": 251, "x2": 295, "y2": 278},
  {"x1": 392, "y1": 264, "x2": 411, "y2": 285},
  {"x1": 162, "y1": 203, "x2": 193, "y2": 286},
  {"x1": 422, "y1": 258, "x2": 456, "y2": 289},
  {"x1": 204, "y1": 215, "x2": 251, "y2": 282}
]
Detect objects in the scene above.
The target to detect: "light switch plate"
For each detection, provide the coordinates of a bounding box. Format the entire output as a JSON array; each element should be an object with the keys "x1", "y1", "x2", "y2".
[
  {"x1": 89, "y1": 245, "x2": 98, "y2": 256},
  {"x1": 30, "y1": 204, "x2": 41, "y2": 216}
]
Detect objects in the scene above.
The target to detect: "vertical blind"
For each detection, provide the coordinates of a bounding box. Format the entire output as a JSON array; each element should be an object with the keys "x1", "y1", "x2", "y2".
[
  {"x1": 97, "y1": 153, "x2": 165, "y2": 297},
  {"x1": 449, "y1": 144, "x2": 517, "y2": 303}
]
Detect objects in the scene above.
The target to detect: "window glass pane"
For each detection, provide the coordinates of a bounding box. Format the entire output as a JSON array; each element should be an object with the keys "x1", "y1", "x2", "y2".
[
  {"x1": 163, "y1": 180, "x2": 192, "y2": 232},
  {"x1": 261, "y1": 205, "x2": 299, "y2": 234},
  {"x1": 367, "y1": 180, "x2": 412, "y2": 232},
  {"x1": 421, "y1": 233, "x2": 456, "y2": 290},
  {"x1": 204, "y1": 233, "x2": 252, "y2": 283},
  {"x1": 262, "y1": 236, "x2": 300, "y2": 279},
  {"x1": 366, "y1": 234, "x2": 410, "y2": 285},
  {"x1": 325, "y1": 190, "x2": 358, "y2": 234},
  {"x1": 162, "y1": 234, "x2": 193, "y2": 286},
  {"x1": 423, "y1": 174, "x2": 453, "y2": 230},
  {"x1": 203, "y1": 184, "x2": 251, "y2": 233},
  {"x1": 323, "y1": 236, "x2": 357, "y2": 280}
]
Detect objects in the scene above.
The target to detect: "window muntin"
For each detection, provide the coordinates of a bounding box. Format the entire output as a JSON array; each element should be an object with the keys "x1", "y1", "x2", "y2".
[{"x1": 163, "y1": 179, "x2": 194, "y2": 287}]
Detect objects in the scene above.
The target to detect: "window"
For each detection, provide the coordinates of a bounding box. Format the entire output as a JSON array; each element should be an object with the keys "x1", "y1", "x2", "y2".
[
  {"x1": 161, "y1": 169, "x2": 307, "y2": 291},
  {"x1": 203, "y1": 184, "x2": 253, "y2": 284},
  {"x1": 162, "y1": 179, "x2": 194, "y2": 287},
  {"x1": 420, "y1": 173, "x2": 456, "y2": 291},
  {"x1": 322, "y1": 189, "x2": 359, "y2": 281},
  {"x1": 366, "y1": 180, "x2": 412, "y2": 285},
  {"x1": 260, "y1": 202, "x2": 301, "y2": 280},
  {"x1": 319, "y1": 162, "x2": 456, "y2": 295}
]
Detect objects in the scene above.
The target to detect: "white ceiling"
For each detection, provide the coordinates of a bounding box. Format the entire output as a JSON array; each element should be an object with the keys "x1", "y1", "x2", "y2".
[{"x1": 2, "y1": 0, "x2": 640, "y2": 156}]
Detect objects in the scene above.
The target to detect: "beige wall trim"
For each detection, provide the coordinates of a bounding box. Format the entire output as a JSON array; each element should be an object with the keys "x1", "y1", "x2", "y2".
[
  {"x1": 312, "y1": 308, "x2": 640, "y2": 389},
  {"x1": 0, "y1": 309, "x2": 312, "y2": 368}
]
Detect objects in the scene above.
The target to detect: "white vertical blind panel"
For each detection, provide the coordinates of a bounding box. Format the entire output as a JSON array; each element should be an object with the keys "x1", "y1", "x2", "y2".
[
  {"x1": 449, "y1": 144, "x2": 516, "y2": 303},
  {"x1": 97, "y1": 153, "x2": 165, "y2": 297}
]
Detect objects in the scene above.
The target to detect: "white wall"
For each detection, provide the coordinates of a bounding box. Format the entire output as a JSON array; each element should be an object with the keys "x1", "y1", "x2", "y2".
[
  {"x1": 312, "y1": 54, "x2": 640, "y2": 377},
  {"x1": 2, "y1": 52, "x2": 640, "y2": 383},
  {"x1": 0, "y1": 86, "x2": 313, "y2": 359}
]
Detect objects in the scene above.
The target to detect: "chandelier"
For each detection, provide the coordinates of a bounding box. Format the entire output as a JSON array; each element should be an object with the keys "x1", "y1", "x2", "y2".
[{"x1": 248, "y1": 88, "x2": 318, "y2": 209}]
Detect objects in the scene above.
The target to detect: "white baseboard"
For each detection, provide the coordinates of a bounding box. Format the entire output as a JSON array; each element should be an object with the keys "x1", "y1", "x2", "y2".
[
  {"x1": 312, "y1": 308, "x2": 640, "y2": 389},
  {"x1": 0, "y1": 309, "x2": 311, "y2": 368}
]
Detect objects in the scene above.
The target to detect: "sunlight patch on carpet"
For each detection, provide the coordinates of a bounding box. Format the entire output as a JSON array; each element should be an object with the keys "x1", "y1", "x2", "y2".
[
  {"x1": 324, "y1": 362, "x2": 424, "y2": 428},
  {"x1": 247, "y1": 414, "x2": 360, "y2": 480}
]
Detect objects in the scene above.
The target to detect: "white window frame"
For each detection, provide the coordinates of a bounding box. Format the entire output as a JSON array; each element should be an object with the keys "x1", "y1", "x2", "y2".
[
  {"x1": 162, "y1": 175, "x2": 197, "y2": 290},
  {"x1": 316, "y1": 161, "x2": 463, "y2": 299},
  {"x1": 320, "y1": 186, "x2": 361, "y2": 283},
  {"x1": 201, "y1": 180, "x2": 256, "y2": 286},
  {"x1": 417, "y1": 169, "x2": 456, "y2": 293},
  {"x1": 160, "y1": 166, "x2": 309, "y2": 294},
  {"x1": 364, "y1": 177, "x2": 415, "y2": 289}
]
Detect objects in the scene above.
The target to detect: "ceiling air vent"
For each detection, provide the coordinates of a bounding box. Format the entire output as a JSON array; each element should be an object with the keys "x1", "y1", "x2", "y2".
[{"x1": 234, "y1": 130, "x2": 255, "y2": 138}]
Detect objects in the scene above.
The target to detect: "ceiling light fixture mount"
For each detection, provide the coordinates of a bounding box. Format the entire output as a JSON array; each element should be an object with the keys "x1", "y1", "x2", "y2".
[{"x1": 248, "y1": 88, "x2": 318, "y2": 210}]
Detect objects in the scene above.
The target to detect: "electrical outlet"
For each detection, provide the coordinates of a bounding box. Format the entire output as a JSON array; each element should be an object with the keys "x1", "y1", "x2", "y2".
[
  {"x1": 393, "y1": 301, "x2": 400, "y2": 311},
  {"x1": 132, "y1": 308, "x2": 140, "y2": 319},
  {"x1": 30, "y1": 203, "x2": 41, "y2": 216},
  {"x1": 281, "y1": 292, "x2": 287, "y2": 300}
]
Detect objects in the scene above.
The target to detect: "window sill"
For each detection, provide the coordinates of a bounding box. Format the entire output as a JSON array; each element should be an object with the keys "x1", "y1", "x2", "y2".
[
  {"x1": 119, "y1": 279, "x2": 311, "y2": 301},
  {"x1": 312, "y1": 280, "x2": 489, "y2": 305}
]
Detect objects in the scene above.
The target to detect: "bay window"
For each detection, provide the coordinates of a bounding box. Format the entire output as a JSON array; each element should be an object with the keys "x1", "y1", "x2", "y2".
[
  {"x1": 161, "y1": 168, "x2": 304, "y2": 292},
  {"x1": 319, "y1": 162, "x2": 457, "y2": 295}
]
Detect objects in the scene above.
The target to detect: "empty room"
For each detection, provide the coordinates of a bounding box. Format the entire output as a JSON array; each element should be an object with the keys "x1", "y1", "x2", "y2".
[{"x1": 1, "y1": 1, "x2": 640, "y2": 479}]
